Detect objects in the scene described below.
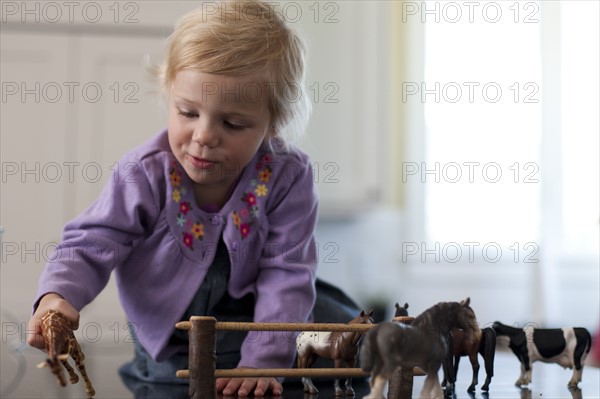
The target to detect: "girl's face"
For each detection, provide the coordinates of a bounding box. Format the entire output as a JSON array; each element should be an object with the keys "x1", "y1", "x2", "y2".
[{"x1": 168, "y1": 70, "x2": 272, "y2": 206}]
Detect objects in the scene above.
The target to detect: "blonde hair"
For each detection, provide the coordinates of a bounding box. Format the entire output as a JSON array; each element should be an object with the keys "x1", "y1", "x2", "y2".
[{"x1": 157, "y1": 0, "x2": 311, "y2": 148}]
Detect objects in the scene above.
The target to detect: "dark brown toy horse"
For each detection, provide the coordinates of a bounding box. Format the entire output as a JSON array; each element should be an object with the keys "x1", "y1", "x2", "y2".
[
  {"x1": 442, "y1": 326, "x2": 496, "y2": 393},
  {"x1": 394, "y1": 302, "x2": 409, "y2": 318},
  {"x1": 360, "y1": 298, "x2": 481, "y2": 399},
  {"x1": 296, "y1": 309, "x2": 374, "y2": 396}
]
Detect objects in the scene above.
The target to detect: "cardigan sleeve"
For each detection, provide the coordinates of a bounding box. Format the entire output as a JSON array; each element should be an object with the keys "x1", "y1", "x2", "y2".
[
  {"x1": 34, "y1": 153, "x2": 161, "y2": 312},
  {"x1": 238, "y1": 155, "x2": 319, "y2": 369}
]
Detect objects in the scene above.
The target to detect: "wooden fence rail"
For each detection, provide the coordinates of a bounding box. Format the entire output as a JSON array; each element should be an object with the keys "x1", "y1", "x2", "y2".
[
  {"x1": 176, "y1": 315, "x2": 418, "y2": 399},
  {"x1": 176, "y1": 368, "x2": 370, "y2": 379}
]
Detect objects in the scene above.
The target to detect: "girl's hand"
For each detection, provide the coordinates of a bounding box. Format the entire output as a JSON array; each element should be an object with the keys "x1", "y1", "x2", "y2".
[
  {"x1": 216, "y1": 368, "x2": 283, "y2": 397},
  {"x1": 26, "y1": 293, "x2": 79, "y2": 351}
]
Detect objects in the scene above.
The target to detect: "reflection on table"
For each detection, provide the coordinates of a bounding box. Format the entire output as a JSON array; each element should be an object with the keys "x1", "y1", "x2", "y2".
[{"x1": 1, "y1": 339, "x2": 599, "y2": 398}]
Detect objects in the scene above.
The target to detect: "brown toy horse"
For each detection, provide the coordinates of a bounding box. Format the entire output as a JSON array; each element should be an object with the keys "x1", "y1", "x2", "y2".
[
  {"x1": 442, "y1": 326, "x2": 496, "y2": 393},
  {"x1": 37, "y1": 310, "x2": 95, "y2": 398},
  {"x1": 296, "y1": 309, "x2": 374, "y2": 396}
]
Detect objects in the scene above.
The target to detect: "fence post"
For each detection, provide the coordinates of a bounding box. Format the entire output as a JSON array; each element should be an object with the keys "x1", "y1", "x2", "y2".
[{"x1": 189, "y1": 316, "x2": 217, "y2": 399}]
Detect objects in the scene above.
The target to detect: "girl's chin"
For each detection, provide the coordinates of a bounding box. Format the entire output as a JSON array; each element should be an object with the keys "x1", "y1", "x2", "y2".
[{"x1": 185, "y1": 170, "x2": 233, "y2": 187}]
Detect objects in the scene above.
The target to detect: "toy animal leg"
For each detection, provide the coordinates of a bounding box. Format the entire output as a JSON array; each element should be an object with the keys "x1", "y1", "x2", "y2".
[
  {"x1": 72, "y1": 345, "x2": 95, "y2": 398},
  {"x1": 467, "y1": 354, "x2": 479, "y2": 392},
  {"x1": 453, "y1": 355, "x2": 461, "y2": 379},
  {"x1": 344, "y1": 376, "x2": 355, "y2": 397},
  {"x1": 74, "y1": 361, "x2": 95, "y2": 398},
  {"x1": 364, "y1": 375, "x2": 386, "y2": 399},
  {"x1": 480, "y1": 328, "x2": 496, "y2": 391},
  {"x1": 61, "y1": 358, "x2": 79, "y2": 384},
  {"x1": 481, "y1": 353, "x2": 494, "y2": 391},
  {"x1": 369, "y1": 361, "x2": 384, "y2": 389},
  {"x1": 333, "y1": 359, "x2": 345, "y2": 396},
  {"x1": 333, "y1": 378, "x2": 344, "y2": 396},
  {"x1": 441, "y1": 358, "x2": 453, "y2": 391},
  {"x1": 520, "y1": 388, "x2": 533, "y2": 399},
  {"x1": 515, "y1": 363, "x2": 528, "y2": 386},
  {"x1": 301, "y1": 377, "x2": 319, "y2": 395},
  {"x1": 420, "y1": 374, "x2": 432, "y2": 397},
  {"x1": 447, "y1": 355, "x2": 461, "y2": 392},
  {"x1": 569, "y1": 387, "x2": 583, "y2": 399},
  {"x1": 481, "y1": 375, "x2": 492, "y2": 391},
  {"x1": 344, "y1": 359, "x2": 356, "y2": 396},
  {"x1": 298, "y1": 353, "x2": 319, "y2": 395},
  {"x1": 420, "y1": 374, "x2": 444, "y2": 399},
  {"x1": 431, "y1": 380, "x2": 445, "y2": 399},
  {"x1": 297, "y1": 353, "x2": 310, "y2": 369},
  {"x1": 51, "y1": 360, "x2": 68, "y2": 387},
  {"x1": 568, "y1": 367, "x2": 583, "y2": 389},
  {"x1": 71, "y1": 337, "x2": 96, "y2": 398},
  {"x1": 522, "y1": 368, "x2": 532, "y2": 386}
]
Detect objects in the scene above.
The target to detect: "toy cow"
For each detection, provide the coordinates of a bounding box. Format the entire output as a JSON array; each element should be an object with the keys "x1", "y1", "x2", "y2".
[{"x1": 492, "y1": 321, "x2": 592, "y2": 389}]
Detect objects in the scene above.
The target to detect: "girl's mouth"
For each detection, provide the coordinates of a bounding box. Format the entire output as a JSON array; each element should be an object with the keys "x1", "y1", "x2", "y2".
[{"x1": 188, "y1": 154, "x2": 216, "y2": 170}]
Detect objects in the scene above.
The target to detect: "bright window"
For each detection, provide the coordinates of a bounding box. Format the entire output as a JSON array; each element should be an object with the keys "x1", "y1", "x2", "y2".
[
  {"x1": 422, "y1": 1, "x2": 598, "y2": 262},
  {"x1": 560, "y1": 1, "x2": 600, "y2": 259}
]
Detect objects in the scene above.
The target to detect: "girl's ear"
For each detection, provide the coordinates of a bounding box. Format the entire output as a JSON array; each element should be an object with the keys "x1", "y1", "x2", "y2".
[
  {"x1": 267, "y1": 124, "x2": 277, "y2": 140},
  {"x1": 262, "y1": 125, "x2": 277, "y2": 147}
]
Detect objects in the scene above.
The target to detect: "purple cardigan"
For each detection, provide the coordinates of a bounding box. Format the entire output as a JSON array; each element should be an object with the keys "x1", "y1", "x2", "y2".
[{"x1": 35, "y1": 130, "x2": 319, "y2": 367}]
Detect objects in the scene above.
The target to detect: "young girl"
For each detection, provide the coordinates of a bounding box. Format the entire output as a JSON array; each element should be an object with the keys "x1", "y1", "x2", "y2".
[{"x1": 27, "y1": 1, "x2": 319, "y2": 396}]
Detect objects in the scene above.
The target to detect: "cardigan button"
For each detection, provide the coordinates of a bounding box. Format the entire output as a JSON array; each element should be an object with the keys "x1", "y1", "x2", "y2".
[{"x1": 210, "y1": 215, "x2": 222, "y2": 225}]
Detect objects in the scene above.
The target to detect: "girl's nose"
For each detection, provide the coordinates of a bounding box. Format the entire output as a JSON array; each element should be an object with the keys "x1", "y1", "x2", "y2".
[{"x1": 192, "y1": 119, "x2": 220, "y2": 148}]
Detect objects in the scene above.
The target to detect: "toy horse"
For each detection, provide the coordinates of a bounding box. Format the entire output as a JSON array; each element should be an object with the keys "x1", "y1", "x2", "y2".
[
  {"x1": 37, "y1": 310, "x2": 95, "y2": 398},
  {"x1": 442, "y1": 326, "x2": 496, "y2": 393},
  {"x1": 296, "y1": 309, "x2": 374, "y2": 396},
  {"x1": 394, "y1": 302, "x2": 409, "y2": 318},
  {"x1": 360, "y1": 298, "x2": 481, "y2": 399},
  {"x1": 493, "y1": 321, "x2": 591, "y2": 389}
]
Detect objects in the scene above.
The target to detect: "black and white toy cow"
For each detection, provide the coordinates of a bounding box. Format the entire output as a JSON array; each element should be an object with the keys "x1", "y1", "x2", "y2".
[{"x1": 493, "y1": 321, "x2": 592, "y2": 389}]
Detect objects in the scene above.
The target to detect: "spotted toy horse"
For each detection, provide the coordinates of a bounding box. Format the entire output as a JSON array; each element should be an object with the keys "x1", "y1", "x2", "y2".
[
  {"x1": 37, "y1": 310, "x2": 95, "y2": 398},
  {"x1": 360, "y1": 298, "x2": 481, "y2": 399},
  {"x1": 296, "y1": 309, "x2": 374, "y2": 396}
]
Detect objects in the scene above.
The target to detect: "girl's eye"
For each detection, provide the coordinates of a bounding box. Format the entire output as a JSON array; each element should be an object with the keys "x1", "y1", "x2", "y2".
[
  {"x1": 224, "y1": 121, "x2": 246, "y2": 131},
  {"x1": 178, "y1": 110, "x2": 197, "y2": 119}
]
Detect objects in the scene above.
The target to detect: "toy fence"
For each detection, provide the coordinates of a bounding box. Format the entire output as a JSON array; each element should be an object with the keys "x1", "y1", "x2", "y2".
[{"x1": 175, "y1": 316, "x2": 421, "y2": 399}]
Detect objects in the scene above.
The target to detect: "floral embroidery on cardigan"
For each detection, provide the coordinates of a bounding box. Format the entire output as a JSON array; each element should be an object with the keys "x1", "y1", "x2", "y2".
[
  {"x1": 232, "y1": 154, "x2": 272, "y2": 239},
  {"x1": 169, "y1": 160, "x2": 204, "y2": 250}
]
